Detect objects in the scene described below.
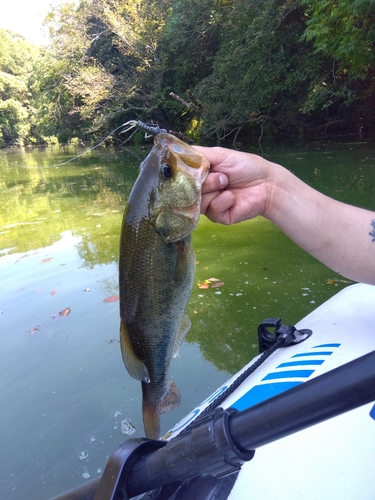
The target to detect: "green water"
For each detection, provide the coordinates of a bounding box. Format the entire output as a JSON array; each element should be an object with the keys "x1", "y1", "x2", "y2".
[{"x1": 0, "y1": 140, "x2": 374, "y2": 498}]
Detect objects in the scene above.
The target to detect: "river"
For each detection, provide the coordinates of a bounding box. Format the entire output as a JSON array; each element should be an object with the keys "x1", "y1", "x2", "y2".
[{"x1": 0, "y1": 139, "x2": 374, "y2": 499}]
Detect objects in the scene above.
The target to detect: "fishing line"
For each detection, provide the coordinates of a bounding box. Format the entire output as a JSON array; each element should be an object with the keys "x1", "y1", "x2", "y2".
[
  {"x1": 53, "y1": 120, "x2": 151, "y2": 167},
  {"x1": 50, "y1": 120, "x2": 166, "y2": 168},
  {"x1": 51, "y1": 123, "x2": 127, "y2": 167}
]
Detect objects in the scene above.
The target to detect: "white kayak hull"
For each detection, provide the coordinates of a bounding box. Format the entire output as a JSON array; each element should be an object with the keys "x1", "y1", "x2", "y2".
[{"x1": 168, "y1": 283, "x2": 375, "y2": 500}]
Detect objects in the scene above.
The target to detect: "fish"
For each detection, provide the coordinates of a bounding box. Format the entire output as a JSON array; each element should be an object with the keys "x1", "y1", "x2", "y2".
[{"x1": 119, "y1": 132, "x2": 209, "y2": 439}]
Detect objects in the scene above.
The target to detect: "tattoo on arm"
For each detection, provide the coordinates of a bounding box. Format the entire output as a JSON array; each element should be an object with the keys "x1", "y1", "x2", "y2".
[{"x1": 370, "y1": 220, "x2": 375, "y2": 242}]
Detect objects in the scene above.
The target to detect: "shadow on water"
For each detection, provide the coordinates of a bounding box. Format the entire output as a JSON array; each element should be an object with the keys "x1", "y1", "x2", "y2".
[{"x1": 0, "y1": 141, "x2": 374, "y2": 498}]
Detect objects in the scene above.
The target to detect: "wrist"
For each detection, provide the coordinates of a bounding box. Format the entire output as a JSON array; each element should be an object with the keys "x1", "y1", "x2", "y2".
[{"x1": 262, "y1": 161, "x2": 292, "y2": 222}]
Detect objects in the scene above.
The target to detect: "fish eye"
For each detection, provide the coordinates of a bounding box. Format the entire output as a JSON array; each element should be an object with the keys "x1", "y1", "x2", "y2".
[{"x1": 160, "y1": 163, "x2": 173, "y2": 179}]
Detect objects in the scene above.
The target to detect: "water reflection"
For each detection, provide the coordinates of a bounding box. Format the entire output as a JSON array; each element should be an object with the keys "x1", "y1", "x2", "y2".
[
  {"x1": 0, "y1": 141, "x2": 374, "y2": 499},
  {"x1": 0, "y1": 145, "x2": 141, "y2": 259}
]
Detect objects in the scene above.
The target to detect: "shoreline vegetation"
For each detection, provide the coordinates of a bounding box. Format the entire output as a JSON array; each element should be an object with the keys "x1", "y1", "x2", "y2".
[{"x1": 1, "y1": 0, "x2": 374, "y2": 149}]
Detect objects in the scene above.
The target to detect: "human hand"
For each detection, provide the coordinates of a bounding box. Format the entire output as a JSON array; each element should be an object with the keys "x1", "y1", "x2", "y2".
[{"x1": 194, "y1": 146, "x2": 273, "y2": 225}]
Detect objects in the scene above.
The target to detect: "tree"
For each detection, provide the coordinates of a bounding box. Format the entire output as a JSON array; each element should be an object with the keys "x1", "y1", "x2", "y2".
[
  {"x1": 301, "y1": 0, "x2": 375, "y2": 80},
  {"x1": 4, "y1": 0, "x2": 374, "y2": 146},
  {"x1": 0, "y1": 29, "x2": 38, "y2": 146},
  {"x1": 36, "y1": 0, "x2": 173, "y2": 142},
  {"x1": 191, "y1": 0, "x2": 320, "y2": 139},
  {"x1": 299, "y1": 0, "x2": 375, "y2": 134}
]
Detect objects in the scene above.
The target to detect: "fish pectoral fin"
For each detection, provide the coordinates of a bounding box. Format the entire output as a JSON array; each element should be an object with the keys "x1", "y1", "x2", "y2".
[
  {"x1": 172, "y1": 314, "x2": 191, "y2": 358},
  {"x1": 120, "y1": 320, "x2": 150, "y2": 383},
  {"x1": 160, "y1": 381, "x2": 181, "y2": 414}
]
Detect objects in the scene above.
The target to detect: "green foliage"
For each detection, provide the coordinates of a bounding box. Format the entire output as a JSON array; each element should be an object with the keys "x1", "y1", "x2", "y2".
[
  {"x1": 0, "y1": 29, "x2": 39, "y2": 146},
  {"x1": 1, "y1": 0, "x2": 374, "y2": 146},
  {"x1": 192, "y1": 0, "x2": 318, "y2": 137},
  {"x1": 0, "y1": 29, "x2": 38, "y2": 76},
  {"x1": 32, "y1": 0, "x2": 174, "y2": 142},
  {"x1": 297, "y1": 0, "x2": 375, "y2": 134},
  {"x1": 0, "y1": 99, "x2": 30, "y2": 143},
  {"x1": 301, "y1": 0, "x2": 375, "y2": 80}
]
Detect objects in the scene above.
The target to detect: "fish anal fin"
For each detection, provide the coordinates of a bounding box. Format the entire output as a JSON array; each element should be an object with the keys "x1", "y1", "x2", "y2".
[
  {"x1": 172, "y1": 314, "x2": 191, "y2": 358},
  {"x1": 160, "y1": 381, "x2": 181, "y2": 414},
  {"x1": 120, "y1": 319, "x2": 150, "y2": 383}
]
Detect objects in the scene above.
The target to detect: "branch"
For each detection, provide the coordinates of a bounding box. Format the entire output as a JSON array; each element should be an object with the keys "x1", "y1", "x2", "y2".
[
  {"x1": 186, "y1": 89, "x2": 203, "y2": 111},
  {"x1": 169, "y1": 91, "x2": 202, "y2": 113}
]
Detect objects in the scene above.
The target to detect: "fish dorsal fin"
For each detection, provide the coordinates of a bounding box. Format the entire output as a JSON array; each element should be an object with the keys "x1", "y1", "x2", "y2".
[
  {"x1": 172, "y1": 314, "x2": 191, "y2": 358},
  {"x1": 160, "y1": 381, "x2": 182, "y2": 414},
  {"x1": 120, "y1": 319, "x2": 150, "y2": 383}
]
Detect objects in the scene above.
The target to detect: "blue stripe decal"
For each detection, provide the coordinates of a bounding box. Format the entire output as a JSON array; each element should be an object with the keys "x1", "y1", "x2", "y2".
[
  {"x1": 313, "y1": 344, "x2": 341, "y2": 348},
  {"x1": 229, "y1": 343, "x2": 342, "y2": 413},
  {"x1": 277, "y1": 360, "x2": 324, "y2": 367},
  {"x1": 292, "y1": 351, "x2": 333, "y2": 357},
  {"x1": 232, "y1": 382, "x2": 303, "y2": 411},
  {"x1": 370, "y1": 404, "x2": 375, "y2": 421},
  {"x1": 262, "y1": 370, "x2": 314, "y2": 380}
]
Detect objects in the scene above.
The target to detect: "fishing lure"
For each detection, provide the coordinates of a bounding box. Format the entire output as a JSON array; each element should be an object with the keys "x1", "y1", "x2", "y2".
[{"x1": 120, "y1": 120, "x2": 167, "y2": 137}]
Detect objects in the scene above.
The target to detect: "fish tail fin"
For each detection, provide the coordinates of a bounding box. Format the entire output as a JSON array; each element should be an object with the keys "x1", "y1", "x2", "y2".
[{"x1": 142, "y1": 382, "x2": 181, "y2": 439}]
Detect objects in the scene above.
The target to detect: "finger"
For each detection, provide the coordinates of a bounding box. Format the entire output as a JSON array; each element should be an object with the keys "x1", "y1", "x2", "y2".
[
  {"x1": 201, "y1": 172, "x2": 228, "y2": 194},
  {"x1": 193, "y1": 145, "x2": 232, "y2": 167},
  {"x1": 201, "y1": 190, "x2": 222, "y2": 214},
  {"x1": 204, "y1": 190, "x2": 236, "y2": 224}
]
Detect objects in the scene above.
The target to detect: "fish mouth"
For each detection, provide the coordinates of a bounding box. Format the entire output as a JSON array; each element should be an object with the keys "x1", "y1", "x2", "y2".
[
  {"x1": 171, "y1": 200, "x2": 200, "y2": 221},
  {"x1": 156, "y1": 133, "x2": 210, "y2": 184}
]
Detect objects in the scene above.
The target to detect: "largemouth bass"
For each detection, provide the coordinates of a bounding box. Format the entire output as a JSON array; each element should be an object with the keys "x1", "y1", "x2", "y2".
[{"x1": 119, "y1": 132, "x2": 209, "y2": 439}]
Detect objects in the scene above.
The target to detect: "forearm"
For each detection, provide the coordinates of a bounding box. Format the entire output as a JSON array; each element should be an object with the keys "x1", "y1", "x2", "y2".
[{"x1": 265, "y1": 164, "x2": 375, "y2": 284}]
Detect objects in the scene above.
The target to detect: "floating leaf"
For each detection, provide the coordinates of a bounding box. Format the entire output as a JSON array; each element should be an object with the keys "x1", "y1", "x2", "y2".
[
  {"x1": 197, "y1": 283, "x2": 210, "y2": 289},
  {"x1": 207, "y1": 277, "x2": 220, "y2": 282},
  {"x1": 103, "y1": 295, "x2": 119, "y2": 303},
  {"x1": 29, "y1": 325, "x2": 41, "y2": 334},
  {"x1": 211, "y1": 282, "x2": 224, "y2": 288},
  {"x1": 263, "y1": 267, "x2": 268, "y2": 271},
  {"x1": 327, "y1": 278, "x2": 353, "y2": 285},
  {"x1": 59, "y1": 307, "x2": 71, "y2": 317},
  {"x1": 50, "y1": 290, "x2": 57, "y2": 295},
  {"x1": 39, "y1": 258, "x2": 53, "y2": 263}
]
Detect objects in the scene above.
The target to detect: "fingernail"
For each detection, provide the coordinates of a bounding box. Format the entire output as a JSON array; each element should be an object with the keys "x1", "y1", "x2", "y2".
[{"x1": 219, "y1": 174, "x2": 228, "y2": 188}]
